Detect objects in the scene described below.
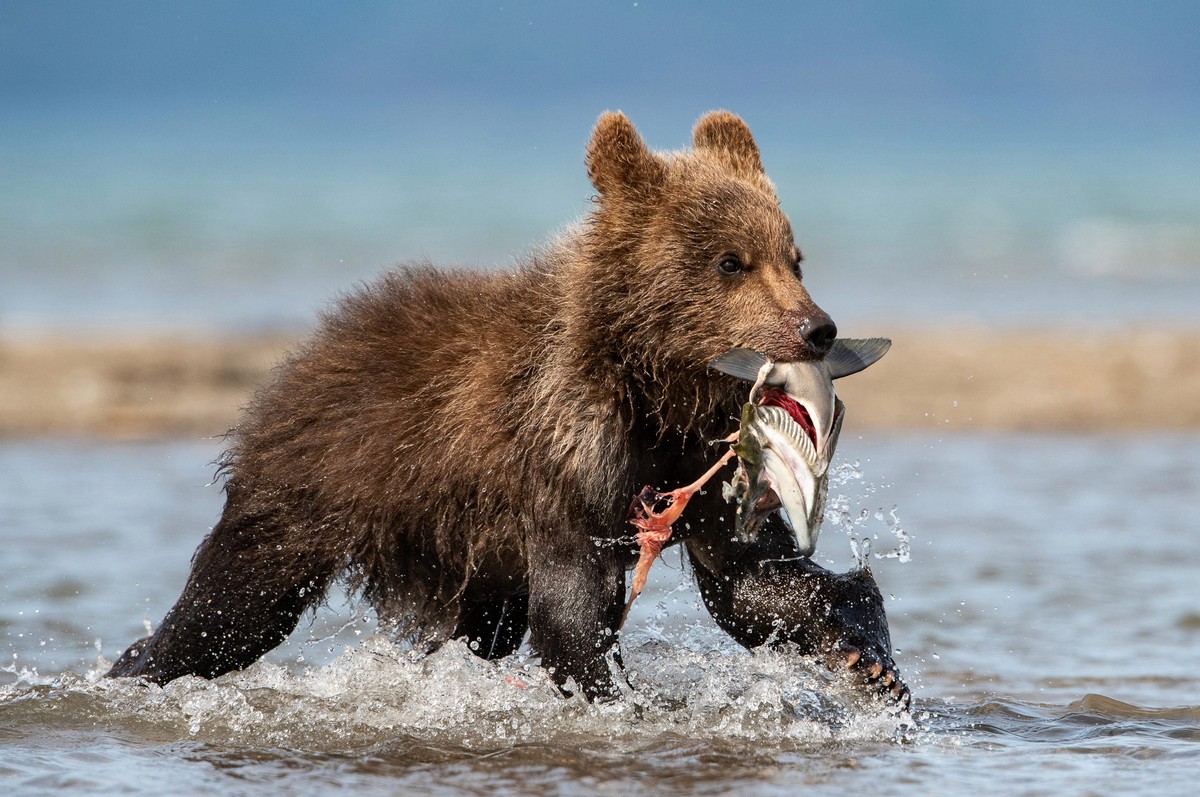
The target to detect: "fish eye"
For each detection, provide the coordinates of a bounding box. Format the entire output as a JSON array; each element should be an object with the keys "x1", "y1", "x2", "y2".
[{"x1": 717, "y1": 255, "x2": 744, "y2": 276}]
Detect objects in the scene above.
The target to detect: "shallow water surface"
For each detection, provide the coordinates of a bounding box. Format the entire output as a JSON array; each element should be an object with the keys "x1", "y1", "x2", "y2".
[{"x1": 2, "y1": 434, "x2": 1199, "y2": 795}]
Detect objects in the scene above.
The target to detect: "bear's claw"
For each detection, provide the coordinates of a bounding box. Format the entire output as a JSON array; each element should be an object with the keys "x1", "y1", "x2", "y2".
[{"x1": 830, "y1": 642, "x2": 911, "y2": 708}]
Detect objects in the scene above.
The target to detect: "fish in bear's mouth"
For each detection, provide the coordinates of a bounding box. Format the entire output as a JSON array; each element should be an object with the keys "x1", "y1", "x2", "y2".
[
  {"x1": 709, "y1": 338, "x2": 891, "y2": 556},
  {"x1": 618, "y1": 337, "x2": 892, "y2": 627}
]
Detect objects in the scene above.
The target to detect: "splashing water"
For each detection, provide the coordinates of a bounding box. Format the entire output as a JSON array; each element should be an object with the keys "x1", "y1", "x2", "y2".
[
  {"x1": 874, "y1": 506, "x2": 911, "y2": 563},
  {"x1": 1, "y1": 631, "x2": 914, "y2": 756},
  {"x1": 850, "y1": 537, "x2": 872, "y2": 570},
  {"x1": 826, "y1": 460, "x2": 912, "y2": 563}
]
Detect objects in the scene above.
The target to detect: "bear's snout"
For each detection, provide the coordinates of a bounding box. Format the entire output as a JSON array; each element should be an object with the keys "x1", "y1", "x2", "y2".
[
  {"x1": 759, "y1": 308, "x2": 837, "y2": 362},
  {"x1": 799, "y1": 311, "x2": 838, "y2": 356}
]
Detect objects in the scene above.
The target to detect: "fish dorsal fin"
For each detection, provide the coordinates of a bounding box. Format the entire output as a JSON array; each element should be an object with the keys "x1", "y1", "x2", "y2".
[
  {"x1": 827, "y1": 337, "x2": 892, "y2": 379},
  {"x1": 707, "y1": 348, "x2": 771, "y2": 382}
]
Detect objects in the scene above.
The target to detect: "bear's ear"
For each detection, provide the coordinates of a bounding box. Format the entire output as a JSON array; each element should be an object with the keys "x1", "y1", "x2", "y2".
[
  {"x1": 692, "y1": 110, "x2": 764, "y2": 176},
  {"x1": 586, "y1": 111, "x2": 666, "y2": 196}
]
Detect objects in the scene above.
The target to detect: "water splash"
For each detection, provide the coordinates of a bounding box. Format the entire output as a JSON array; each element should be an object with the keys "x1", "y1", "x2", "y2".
[
  {"x1": 850, "y1": 537, "x2": 872, "y2": 570},
  {"x1": 874, "y1": 506, "x2": 911, "y2": 563},
  {"x1": 826, "y1": 461, "x2": 912, "y2": 563},
  {"x1": 1, "y1": 631, "x2": 913, "y2": 755}
]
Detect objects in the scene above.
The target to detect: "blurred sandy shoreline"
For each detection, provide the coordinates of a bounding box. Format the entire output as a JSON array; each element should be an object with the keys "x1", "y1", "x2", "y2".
[{"x1": 2, "y1": 328, "x2": 1199, "y2": 438}]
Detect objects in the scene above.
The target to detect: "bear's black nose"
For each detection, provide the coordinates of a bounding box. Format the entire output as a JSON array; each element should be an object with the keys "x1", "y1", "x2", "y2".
[{"x1": 800, "y1": 313, "x2": 837, "y2": 355}]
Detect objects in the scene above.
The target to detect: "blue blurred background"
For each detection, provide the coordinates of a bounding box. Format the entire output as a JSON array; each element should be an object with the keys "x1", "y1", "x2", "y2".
[{"x1": 3, "y1": 1, "x2": 1198, "y2": 332}]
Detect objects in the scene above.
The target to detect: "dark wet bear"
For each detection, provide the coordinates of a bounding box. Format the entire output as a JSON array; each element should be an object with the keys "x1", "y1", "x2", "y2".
[{"x1": 108, "y1": 111, "x2": 905, "y2": 702}]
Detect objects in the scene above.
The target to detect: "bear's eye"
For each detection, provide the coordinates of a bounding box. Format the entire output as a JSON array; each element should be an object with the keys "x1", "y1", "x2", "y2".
[
  {"x1": 716, "y1": 255, "x2": 744, "y2": 276},
  {"x1": 792, "y1": 257, "x2": 804, "y2": 280}
]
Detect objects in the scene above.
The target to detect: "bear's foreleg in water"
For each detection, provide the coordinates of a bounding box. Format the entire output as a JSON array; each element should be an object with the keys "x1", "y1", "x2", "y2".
[
  {"x1": 686, "y1": 519, "x2": 909, "y2": 706},
  {"x1": 526, "y1": 528, "x2": 629, "y2": 700}
]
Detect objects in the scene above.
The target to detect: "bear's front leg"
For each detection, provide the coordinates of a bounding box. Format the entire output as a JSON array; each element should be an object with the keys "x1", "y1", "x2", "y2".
[
  {"x1": 686, "y1": 528, "x2": 909, "y2": 706},
  {"x1": 526, "y1": 532, "x2": 627, "y2": 701}
]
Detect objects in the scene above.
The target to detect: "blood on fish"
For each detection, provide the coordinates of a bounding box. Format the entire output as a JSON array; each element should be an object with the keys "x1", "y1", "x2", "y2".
[{"x1": 759, "y1": 388, "x2": 817, "y2": 448}]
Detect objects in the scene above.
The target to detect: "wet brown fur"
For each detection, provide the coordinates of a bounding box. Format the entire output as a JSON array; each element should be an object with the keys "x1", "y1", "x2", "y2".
[{"x1": 108, "y1": 111, "x2": 841, "y2": 697}]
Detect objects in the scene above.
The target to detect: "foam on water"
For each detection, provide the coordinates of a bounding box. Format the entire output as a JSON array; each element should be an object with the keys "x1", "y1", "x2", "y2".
[{"x1": 1, "y1": 630, "x2": 913, "y2": 756}]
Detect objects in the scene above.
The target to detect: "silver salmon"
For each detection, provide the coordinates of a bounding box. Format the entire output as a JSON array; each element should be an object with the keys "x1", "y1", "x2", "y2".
[{"x1": 709, "y1": 337, "x2": 891, "y2": 556}]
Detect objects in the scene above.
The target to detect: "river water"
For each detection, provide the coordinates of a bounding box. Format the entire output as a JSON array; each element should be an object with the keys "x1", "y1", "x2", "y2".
[{"x1": 2, "y1": 433, "x2": 1197, "y2": 795}]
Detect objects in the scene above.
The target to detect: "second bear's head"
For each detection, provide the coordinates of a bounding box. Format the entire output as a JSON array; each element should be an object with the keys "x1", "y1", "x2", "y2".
[{"x1": 581, "y1": 110, "x2": 836, "y2": 370}]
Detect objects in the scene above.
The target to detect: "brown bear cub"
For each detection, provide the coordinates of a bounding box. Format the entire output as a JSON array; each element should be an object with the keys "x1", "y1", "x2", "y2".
[{"x1": 108, "y1": 111, "x2": 906, "y2": 703}]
